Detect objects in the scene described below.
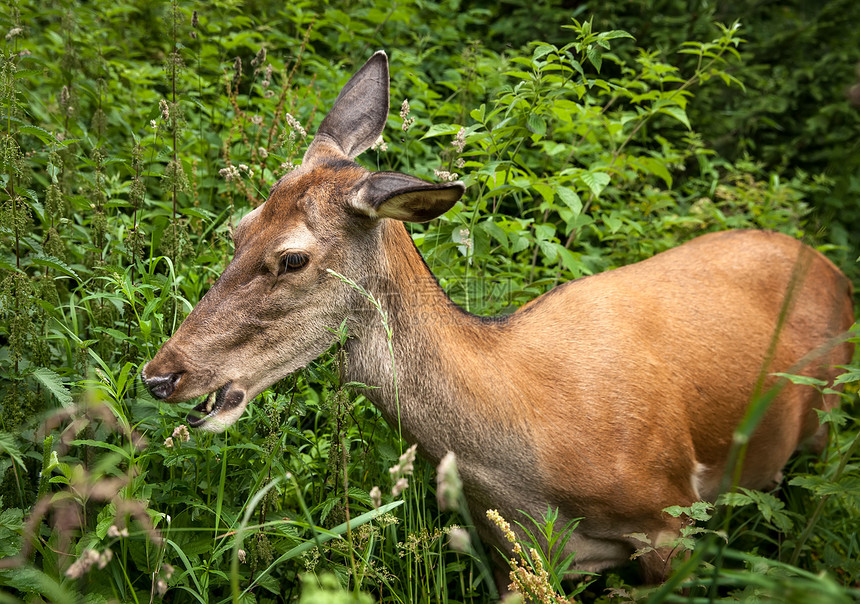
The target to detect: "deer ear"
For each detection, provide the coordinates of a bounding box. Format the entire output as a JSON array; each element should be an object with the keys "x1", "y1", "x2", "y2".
[
  {"x1": 304, "y1": 51, "x2": 389, "y2": 161},
  {"x1": 353, "y1": 172, "x2": 465, "y2": 223}
]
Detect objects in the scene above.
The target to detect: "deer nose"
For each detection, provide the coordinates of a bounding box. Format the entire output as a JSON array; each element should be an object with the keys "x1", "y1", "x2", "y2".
[{"x1": 142, "y1": 369, "x2": 182, "y2": 400}]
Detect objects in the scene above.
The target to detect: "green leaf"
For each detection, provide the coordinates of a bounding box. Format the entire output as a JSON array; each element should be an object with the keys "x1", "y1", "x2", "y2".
[
  {"x1": 532, "y1": 44, "x2": 555, "y2": 61},
  {"x1": 586, "y1": 45, "x2": 602, "y2": 72},
  {"x1": 242, "y1": 500, "x2": 404, "y2": 597},
  {"x1": 0, "y1": 567, "x2": 78, "y2": 603},
  {"x1": 31, "y1": 367, "x2": 72, "y2": 407},
  {"x1": 772, "y1": 372, "x2": 827, "y2": 387},
  {"x1": 479, "y1": 219, "x2": 508, "y2": 248},
  {"x1": 636, "y1": 157, "x2": 673, "y2": 188},
  {"x1": 19, "y1": 125, "x2": 59, "y2": 145},
  {"x1": 526, "y1": 113, "x2": 546, "y2": 136},
  {"x1": 0, "y1": 432, "x2": 25, "y2": 469},
  {"x1": 69, "y1": 439, "x2": 133, "y2": 460},
  {"x1": 28, "y1": 255, "x2": 80, "y2": 281},
  {"x1": 556, "y1": 187, "x2": 582, "y2": 215},
  {"x1": 658, "y1": 105, "x2": 691, "y2": 129},
  {"x1": 421, "y1": 123, "x2": 460, "y2": 139},
  {"x1": 579, "y1": 171, "x2": 610, "y2": 197},
  {"x1": 717, "y1": 491, "x2": 754, "y2": 507}
]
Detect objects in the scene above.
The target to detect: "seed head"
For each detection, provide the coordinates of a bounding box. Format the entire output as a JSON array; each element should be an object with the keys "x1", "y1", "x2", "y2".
[
  {"x1": 285, "y1": 113, "x2": 307, "y2": 139},
  {"x1": 389, "y1": 444, "x2": 417, "y2": 477},
  {"x1": 452, "y1": 127, "x2": 466, "y2": 153},
  {"x1": 447, "y1": 526, "x2": 471, "y2": 552},
  {"x1": 219, "y1": 165, "x2": 241, "y2": 182},
  {"x1": 371, "y1": 135, "x2": 388, "y2": 152},
  {"x1": 436, "y1": 451, "x2": 462, "y2": 511},
  {"x1": 434, "y1": 168, "x2": 459, "y2": 182},
  {"x1": 171, "y1": 424, "x2": 190, "y2": 442},
  {"x1": 370, "y1": 485, "x2": 382, "y2": 508},
  {"x1": 400, "y1": 99, "x2": 415, "y2": 131},
  {"x1": 252, "y1": 47, "x2": 266, "y2": 68},
  {"x1": 391, "y1": 477, "x2": 409, "y2": 497}
]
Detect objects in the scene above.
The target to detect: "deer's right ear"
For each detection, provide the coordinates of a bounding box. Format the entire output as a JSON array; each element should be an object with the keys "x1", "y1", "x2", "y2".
[
  {"x1": 304, "y1": 51, "x2": 389, "y2": 161},
  {"x1": 352, "y1": 171, "x2": 465, "y2": 223}
]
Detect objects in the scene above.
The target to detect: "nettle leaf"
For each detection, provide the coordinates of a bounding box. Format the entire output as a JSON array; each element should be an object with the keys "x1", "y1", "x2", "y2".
[
  {"x1": 556, "y1": 187, "x2": 582, "y2": 215},
  {"x1": 19, "y1": 124, "x2": 59, "y2": 145},
  {"x1": 717, "y1": 491, "x2": 754, "y2": 507},
  {"x1": 479, "y1": 219, "x2": 508, "y2": 248},
  {"x1": 532, "y1": 44, "x2": 556, "y2": 61},
  {"x1": 833, "y1": 367, "x2": 860, "y2": 385},
  {"x1": 580, "y1": 171, "x2": 610, "y2": 197},
  {"x1": 636, "y1": 156, "x2": 673, "y2": 188},
  {"x1": 790, "y1": 475, "x2": 860, "y2": 498},
  {"x1": 586, "y1": 45, "x2": 603, "y2": 72},
  {"x1": 658, "y1": 106, "x2": 691, "y2": 129},
  {"x1": 31, "y1": 367, "x2": 73, "y2": 407},
  {"x1": 0, "y1": 432, "x2": 25, "y2": 469},
  {"x1": 28, "y1": 255, "x2": 80, "y2": 281},
  {"x1": 526, "y1": 113, "x2": 547, "y2": 136},
  {"x1": 421, "y1": 123, "x2": 461, "y2": 139}
]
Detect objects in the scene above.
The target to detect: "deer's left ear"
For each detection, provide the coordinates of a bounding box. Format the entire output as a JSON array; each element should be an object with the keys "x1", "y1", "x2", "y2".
[
  {"x1": 352, "y1": 171, "x2": 465, "y2": 223},
  {"x1": 305, "y1": 50, "x2": 389, "y2": 161}
]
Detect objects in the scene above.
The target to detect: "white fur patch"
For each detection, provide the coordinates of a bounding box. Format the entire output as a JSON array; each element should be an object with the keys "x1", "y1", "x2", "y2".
[
  {"x1": 691, "y1": 461, "x2": 708, "y2": 500},
  {"x1": 198, "y1": 398, "x2": 250, "y2": 433}
]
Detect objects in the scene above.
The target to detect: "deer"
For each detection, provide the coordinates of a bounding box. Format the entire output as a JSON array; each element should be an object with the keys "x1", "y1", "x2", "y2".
[{"x1": 141, "y1": 50, "x2": 855, "y2": 584}]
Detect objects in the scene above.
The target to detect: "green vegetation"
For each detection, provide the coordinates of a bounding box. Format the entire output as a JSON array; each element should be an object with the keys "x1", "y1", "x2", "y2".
[{"x1": 0, "y1": 0, "x2": 858, "y2": 602}]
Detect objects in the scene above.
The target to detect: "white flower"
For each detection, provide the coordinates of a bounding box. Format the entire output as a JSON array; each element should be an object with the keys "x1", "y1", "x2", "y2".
[
  {"x1": 434, "y1": 168, "x2": 459, "y2": 182},
  {"x1": 371, "y1": 135, "x2": 388, "y2": 152},
  {"x1": 451, "y1": 127, "x2": 466, "y2": 153},
  {"x1": 370, "y1": 486, "x2": 382, "y2": 508}
]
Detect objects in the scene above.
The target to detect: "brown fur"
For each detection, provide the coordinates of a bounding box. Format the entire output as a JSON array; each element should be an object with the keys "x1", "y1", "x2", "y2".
[{"x1": 142, "y1": 51, "x2": 855, "y2": 584}]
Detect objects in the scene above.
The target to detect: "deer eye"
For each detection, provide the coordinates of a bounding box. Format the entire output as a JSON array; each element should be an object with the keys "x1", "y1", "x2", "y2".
[{"x1": 279, "y1": 252, "x2": 309, "y2": 274}]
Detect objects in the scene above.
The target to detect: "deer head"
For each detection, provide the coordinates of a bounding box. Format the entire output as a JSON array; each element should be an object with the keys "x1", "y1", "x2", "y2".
[{"x1": 141, "y1": 51, "x2": 464, "y2": 431}]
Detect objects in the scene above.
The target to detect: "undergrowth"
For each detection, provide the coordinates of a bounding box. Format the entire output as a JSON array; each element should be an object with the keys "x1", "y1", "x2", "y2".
[{"x1": 0, "y1": 1, "x2": 858, "y2": 602}]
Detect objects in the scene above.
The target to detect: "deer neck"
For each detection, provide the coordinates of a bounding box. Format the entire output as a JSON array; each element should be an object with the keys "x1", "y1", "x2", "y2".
[{"x1": 343, "y1": 220, "x2": 522, "y2": 463}]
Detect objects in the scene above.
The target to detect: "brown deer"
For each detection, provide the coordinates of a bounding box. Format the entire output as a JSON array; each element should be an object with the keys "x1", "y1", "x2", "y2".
[{"x1": 141, "y1": 51, "x2": 854, "y2": 583}]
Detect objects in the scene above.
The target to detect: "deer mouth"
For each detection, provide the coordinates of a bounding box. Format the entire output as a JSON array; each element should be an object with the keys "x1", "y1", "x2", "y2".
[{"x1": 186, "y1": 382, "x2": 243, "y2": 429}]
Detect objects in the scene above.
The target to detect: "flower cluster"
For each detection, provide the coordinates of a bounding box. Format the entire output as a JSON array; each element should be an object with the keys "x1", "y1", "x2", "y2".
[
  {"x1": 486, "y1": 509, "x2": 523, "y2": 555},
  {"x1": 285, "y1": 113, "x2": 307, "y2": 139},
  {"x1": 400, "y1": 99, "x2": 415, "y2": 131},
  {"x1": 436, "y1": 451, "x2": 462, "y2": 511},
  {"x1": 219, "y1": 165, "x2": 240, "y2": 182},
  {"x1": 487, "y1": 509, "x2": 572, "y2": 603},
  {"x1": 389, "y1": 443, "x2": 417, "y2": 496},
  {"x1": 164, "y1": 424, "x2": 191, "y2": 448},
  {"x1": 451, "y1": 127, "x2": 466, "y2": 153},
  {"x1": 155, "y1": 563, "x2": 174, "y2": 596},
  {"x1": 509, "y1": 548, "x2": 558, "y2": 604},
  {"x1": 371, "y1": 134, "x2": 388, "y2": 152},
  {"x1": 434, "y1": 168, "x2": 459, "y2": 182},
  {"x1": 65, "y1": 548, "x2": 112, "y2": 579}
]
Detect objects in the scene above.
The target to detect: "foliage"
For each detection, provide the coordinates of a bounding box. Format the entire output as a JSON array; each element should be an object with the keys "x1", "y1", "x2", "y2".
[{"x1": 0, "y1": 0, "x2": 857, "y2": 603}]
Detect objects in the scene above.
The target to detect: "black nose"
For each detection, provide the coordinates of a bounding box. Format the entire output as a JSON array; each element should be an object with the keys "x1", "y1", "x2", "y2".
[{"x1": 142, "y1": 371, "x2": 181, "y2": 400}]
